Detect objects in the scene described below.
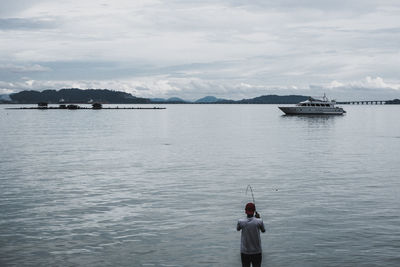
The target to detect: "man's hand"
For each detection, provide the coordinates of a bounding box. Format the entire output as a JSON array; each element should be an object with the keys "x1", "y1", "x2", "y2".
[{"x1": 255, "y1": 212, "x2": 260, "y2": 218}]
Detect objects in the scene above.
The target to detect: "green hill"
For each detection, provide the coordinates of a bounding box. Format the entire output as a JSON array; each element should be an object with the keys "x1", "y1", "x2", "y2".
[{"x1": 10, "y1": 88, "x2": 150, "y2": 104}]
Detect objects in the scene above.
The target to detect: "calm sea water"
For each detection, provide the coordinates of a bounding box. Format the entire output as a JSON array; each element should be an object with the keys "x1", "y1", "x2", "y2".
[{"x1": 0, "y1": 104, "x2": 399, "y2": 267}]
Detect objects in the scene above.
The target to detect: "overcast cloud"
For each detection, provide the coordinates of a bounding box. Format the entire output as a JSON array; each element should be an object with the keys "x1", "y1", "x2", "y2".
[{"x1": 0, "y1": 0, "x2": 399, "y2": 100}]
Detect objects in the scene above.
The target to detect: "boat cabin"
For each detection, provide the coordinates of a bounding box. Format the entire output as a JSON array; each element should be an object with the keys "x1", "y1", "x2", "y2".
[
  {"x1": 296, "y1": 95, "x2": 335, "y2": 107},
  {"x1": 298, "y1": 103, "x2": 332, "y2": 107}
]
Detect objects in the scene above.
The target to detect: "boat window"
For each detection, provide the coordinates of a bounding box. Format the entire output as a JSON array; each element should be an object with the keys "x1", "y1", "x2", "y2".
[
  {"x1": 311, "y1": 104, "x2": 315, "y2": 106},
  {"x1": 316, "y1": 104, "x2": 320, "y2": 106}
]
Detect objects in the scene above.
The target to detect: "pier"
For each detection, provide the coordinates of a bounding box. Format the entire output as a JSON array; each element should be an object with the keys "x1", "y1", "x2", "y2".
[
  {"x1": 6, "y1": 103, "x2": 166, "y2": 110},
  {"x1": 7, "y1": 106, "x2": 166, "y2": 110}
]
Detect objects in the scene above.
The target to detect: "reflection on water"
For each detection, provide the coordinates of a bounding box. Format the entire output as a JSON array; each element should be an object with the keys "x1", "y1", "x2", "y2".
[
  {"x1": 0, "y1": 104, "x2": 399, "y2": 266},
  {"x1": 281, "y1": 114, "x2": 341, "y2": 122}
]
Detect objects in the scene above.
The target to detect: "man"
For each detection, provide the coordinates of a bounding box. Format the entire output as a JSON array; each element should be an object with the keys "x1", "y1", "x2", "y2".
[{"x1": 237, "y1": 202, "x2": 266, "y2": 267}]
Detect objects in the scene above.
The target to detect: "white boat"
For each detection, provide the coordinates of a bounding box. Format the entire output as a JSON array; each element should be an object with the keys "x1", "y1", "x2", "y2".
[{"x1": 278, "y1": 95, "x2": 346, "y2": 115}]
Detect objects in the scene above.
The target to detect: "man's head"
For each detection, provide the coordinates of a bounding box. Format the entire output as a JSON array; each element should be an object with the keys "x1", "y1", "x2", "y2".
[{"x1": 245, "y1": 202, "x2": 256, "y2": 216}]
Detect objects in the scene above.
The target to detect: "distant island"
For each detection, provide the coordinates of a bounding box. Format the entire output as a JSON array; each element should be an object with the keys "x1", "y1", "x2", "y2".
[
  {"x1": 5, "y1": 89, "x2": 150, "y2": 104},
  {"x1": 385, "y1": 99, "x2": 400, "y2": 104},
  {"x1": 1, "y1": 88, "x2": 310, "y2": 104},
  {"x1": 1, "y1": 88, "x2": 399, "y2": 105}
]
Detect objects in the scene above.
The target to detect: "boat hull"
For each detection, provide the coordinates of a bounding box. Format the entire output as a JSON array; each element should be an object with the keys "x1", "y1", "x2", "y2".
[{"x1": 278, "y1": 106, "x2": 345, "y2": 115}]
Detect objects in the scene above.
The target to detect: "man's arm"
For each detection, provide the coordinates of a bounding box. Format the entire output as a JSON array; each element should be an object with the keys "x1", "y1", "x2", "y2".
[
  {"x1": 237, "y1": 221, "x2": 241, "y2": 231},
  {"x1": 259, "y1": 220, "x2": 265, "y2": 233},
  {"x1": 260, "y1": 220, "x2": 266, "y2": 233}
]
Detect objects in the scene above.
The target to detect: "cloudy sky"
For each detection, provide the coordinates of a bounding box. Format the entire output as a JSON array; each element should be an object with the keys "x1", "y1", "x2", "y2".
[{"x1": 0, "y1": 0, "x2": 399, "y2": 100}]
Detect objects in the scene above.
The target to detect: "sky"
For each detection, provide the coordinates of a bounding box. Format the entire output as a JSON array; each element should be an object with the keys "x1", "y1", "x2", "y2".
[{"x1": 0, "y1": 0, "x2": 399, "y2": 100}]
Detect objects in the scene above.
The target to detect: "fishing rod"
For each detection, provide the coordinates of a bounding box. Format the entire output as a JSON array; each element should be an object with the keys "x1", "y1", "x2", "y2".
[{"x1": 246, "y1": 185, "x2": 260, "y2": 218}]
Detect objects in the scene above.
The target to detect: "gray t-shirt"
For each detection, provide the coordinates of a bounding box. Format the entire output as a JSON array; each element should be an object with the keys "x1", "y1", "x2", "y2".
[{"x1": 237, "y1": 217, "x2": 266, "y2": 254}]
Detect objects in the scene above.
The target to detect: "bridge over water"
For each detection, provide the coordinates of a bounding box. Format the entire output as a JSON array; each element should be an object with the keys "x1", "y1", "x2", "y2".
[{"x1": 338, "y1": 100, "x2": 387, "y2": 105}]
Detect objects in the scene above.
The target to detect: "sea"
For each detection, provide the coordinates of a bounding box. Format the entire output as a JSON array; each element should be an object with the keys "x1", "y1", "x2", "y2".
[{"x1": 0, "y1": 104, "x2": 399, "y2": 267}]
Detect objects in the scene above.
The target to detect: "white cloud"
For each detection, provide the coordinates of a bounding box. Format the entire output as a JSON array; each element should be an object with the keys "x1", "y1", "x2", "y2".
[
  {"x1": 0, "y1": 88, "x2": 14, "y2": 95},
  {"x1": 0, "y1": 0, "x2": 47, "y2": 16},
  {"x1": 0, "y1": 1, "x2": 399, "y2": 99},
  {"x1": 328, "y1": 80, "x2": 345, "y2": 88},
  {"x1": 0, "y1": 17, "x2": 58, "y2": 30},
  {"x1": 327, "y1": 77, "x2": 400, "y2": 90},
  {"x1": 362, "y1": 76, "x2": 399, "y2": 89},
  {"x1": 1, "y1": 76, "x2": 399, "y2": 101},
  {"x1": 0, "y1": 63, "x2": 51, "y2": 73}
]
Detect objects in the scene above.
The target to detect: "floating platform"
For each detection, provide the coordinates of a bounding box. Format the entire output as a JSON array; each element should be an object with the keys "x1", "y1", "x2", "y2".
[{"x1": 6, "y1": 107, "x2": 166, "y2": 110}]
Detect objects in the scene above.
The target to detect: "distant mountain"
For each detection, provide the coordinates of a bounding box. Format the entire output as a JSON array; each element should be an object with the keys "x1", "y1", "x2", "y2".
[
  {"x1": 9, "y1": 88, "x2": 151, "y2": 104},
  {"x1": 166, "y1": 97, "x2": 187, "y2": 103},
  {"x1": 237, "y1": 95, "x2": 309, "y2": 104},
  {"x1": 195, "y1": 96, "x2": 227, "y2": 103},
  {"x1": 150, "y1": 97, "x2": 187, "y2": 103},
  {"x1": 0, "y1": 94, "x2": 11, "y2": 103},
  {"x1": 6, "y1": 89, "x2": 314, "y2": 105},
  {"x1": 150, "y1": 98, "x2": 166, "y2": 102},
  {"x1": 5, "y1": 89, "x2": 400, "y2": 105}
]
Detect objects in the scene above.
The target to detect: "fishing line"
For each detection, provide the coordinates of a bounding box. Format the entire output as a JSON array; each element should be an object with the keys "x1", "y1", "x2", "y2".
[
  {"x1": 246, "y1": 184, "x2": 260, "y2": 218},
  {"x1": 246, "y1": 184, "x2": 256, "y2": 207}
]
